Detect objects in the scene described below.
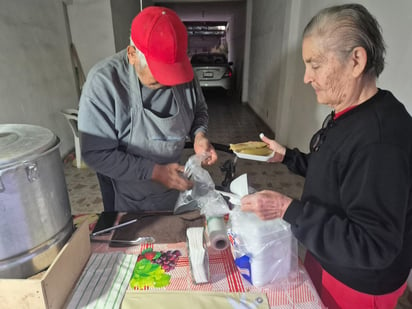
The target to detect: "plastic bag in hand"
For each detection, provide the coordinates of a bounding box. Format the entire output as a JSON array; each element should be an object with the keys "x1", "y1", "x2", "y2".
[{"x1": 174, "y1": 153, "x2": 230, "y2": 217}]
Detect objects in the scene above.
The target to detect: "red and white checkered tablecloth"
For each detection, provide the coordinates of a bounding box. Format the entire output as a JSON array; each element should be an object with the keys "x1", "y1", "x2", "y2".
[{"x1": 92, "y1": 241, "x2": 324, "y2": 308}]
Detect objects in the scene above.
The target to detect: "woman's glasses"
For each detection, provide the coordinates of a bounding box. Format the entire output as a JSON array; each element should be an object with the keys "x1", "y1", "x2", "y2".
[{"x1": 310, "y1": 111, "x2": 335, "y2": 152}]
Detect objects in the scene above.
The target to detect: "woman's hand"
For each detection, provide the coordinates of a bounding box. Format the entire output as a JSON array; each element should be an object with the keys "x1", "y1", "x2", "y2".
[
  {"x1": 194, "y1": 132, "x2": 218, "y2": 166},
  {"x1": 260, "y1": 133, "x2": 286, "y2": 163},
  {"x1": 241, "y1": 190, "x2": 292, "y2": 220}
]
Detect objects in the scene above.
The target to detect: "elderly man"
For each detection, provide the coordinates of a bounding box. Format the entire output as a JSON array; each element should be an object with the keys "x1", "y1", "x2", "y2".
[
  {"x1": 241, "y1": 4, "x2": 412, "y2": 308},
  {"x1": 78, "y1": 6, "x2": 217, "y2": 212}
]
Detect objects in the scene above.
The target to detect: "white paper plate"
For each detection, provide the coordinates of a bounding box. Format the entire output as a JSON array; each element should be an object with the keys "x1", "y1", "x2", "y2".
[{"x1": 233, "y1": 150, "x2": 274, "y2": 162}]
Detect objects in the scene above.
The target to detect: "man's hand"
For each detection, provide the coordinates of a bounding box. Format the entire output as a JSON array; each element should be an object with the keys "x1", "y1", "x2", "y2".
[
  {"x1": 260, "y1": 133, "x2": 286, "y2": 163},
  {"x1": 193, "y1": 132, "x2": 218, "y2": 166},
  {"x1": 152, "y1": 163, "x2": 193, "y2": 191},
  {"x1": 241, "y1": 190, "x2": 292, "y2": 220}
]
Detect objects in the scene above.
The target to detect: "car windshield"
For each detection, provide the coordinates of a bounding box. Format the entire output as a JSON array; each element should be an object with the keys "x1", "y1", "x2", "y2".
[{"x1": 191, "y1": 53, "x2": 228, "y2": 65}]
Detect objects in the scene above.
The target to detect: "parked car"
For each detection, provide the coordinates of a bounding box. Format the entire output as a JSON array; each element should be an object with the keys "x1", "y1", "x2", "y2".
[{"x1": 190, "y1": 53, "x2": 233, "y2": 95}]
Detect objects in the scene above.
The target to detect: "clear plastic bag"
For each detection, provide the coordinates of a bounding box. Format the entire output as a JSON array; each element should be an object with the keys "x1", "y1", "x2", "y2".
[
  {"x1": 174, "y1": 153, "x2": 230, "y2": 217},
  {"x1": 227, "y1": 206, "x2": 298, "y2": 287}
]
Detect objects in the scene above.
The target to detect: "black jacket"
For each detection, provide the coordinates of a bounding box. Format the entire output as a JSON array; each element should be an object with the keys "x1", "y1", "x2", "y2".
[{"x1": 283, "y1": 89, "x2": 412, "y2": 295}]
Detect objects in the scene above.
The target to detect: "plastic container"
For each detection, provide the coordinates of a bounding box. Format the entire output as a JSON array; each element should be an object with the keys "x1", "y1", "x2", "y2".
[{"x1": 228, "y1": 207, "x2": 297, "y2": 286}]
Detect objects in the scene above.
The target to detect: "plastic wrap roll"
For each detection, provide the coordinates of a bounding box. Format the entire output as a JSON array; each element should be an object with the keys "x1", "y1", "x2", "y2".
[{"x1": 207, "y1": 216, "x2": 229, "y2": 250}]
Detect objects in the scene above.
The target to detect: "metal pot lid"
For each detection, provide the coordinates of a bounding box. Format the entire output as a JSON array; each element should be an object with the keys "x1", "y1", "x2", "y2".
[{"x1": 0, "y1": 124, "x2": 57, "y2": 166}]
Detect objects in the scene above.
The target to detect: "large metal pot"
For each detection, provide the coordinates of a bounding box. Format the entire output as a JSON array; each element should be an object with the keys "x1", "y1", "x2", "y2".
[{"x1": 0, "y1": 124, "x2": 73, "y2": 278}]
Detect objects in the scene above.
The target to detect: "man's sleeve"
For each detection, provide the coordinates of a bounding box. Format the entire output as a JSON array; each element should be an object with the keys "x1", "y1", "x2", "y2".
[
  {"x1": 189, "y1": 76, "x2": 208, "y2": 139},
  {"x1": 78, "y1": 76, "x2": 155, "y2": 182}
]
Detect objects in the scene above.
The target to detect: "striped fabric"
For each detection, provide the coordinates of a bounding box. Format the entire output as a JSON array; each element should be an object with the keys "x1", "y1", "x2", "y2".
[{"x1": 67, "y1": 252, "x2": 137, "y2": 309}]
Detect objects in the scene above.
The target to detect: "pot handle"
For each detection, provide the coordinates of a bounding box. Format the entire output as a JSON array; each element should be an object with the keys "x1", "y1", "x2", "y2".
[
  {"x1": 0, "y1": 161, "x2": 40, "y2": 192},
  {"x1": 25, "y1": 162, "x2": 39, "y2": 182}
]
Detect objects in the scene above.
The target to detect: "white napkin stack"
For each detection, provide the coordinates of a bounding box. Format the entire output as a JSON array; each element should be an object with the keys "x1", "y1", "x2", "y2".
[{"x1": 187, "y1": 227, "x2": 209, "y2": 284}]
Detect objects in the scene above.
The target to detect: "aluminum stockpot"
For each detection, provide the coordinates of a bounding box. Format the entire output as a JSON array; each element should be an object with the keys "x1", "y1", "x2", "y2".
[{"x1": 0, "y1": 124, "x2": 73, "y2": 278}]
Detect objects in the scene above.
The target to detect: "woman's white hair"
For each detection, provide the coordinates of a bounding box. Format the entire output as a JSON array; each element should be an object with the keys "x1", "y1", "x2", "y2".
[{"x1": 130, "y1": 37, "x2": 148, "y2": 69}]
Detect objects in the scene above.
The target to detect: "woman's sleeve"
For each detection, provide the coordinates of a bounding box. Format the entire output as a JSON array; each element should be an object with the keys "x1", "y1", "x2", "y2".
[{"x1": 282, "y1": 147, "x2": 310, "y2": 177}]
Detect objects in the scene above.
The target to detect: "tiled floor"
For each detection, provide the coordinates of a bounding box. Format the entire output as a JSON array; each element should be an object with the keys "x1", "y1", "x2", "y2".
[{"x1": 63, "y1": 90, "x2": 411, "y2": 308}]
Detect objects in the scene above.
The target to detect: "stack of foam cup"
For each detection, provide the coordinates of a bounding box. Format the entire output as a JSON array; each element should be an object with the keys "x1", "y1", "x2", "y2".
[{"x1": 230, "y1": 209, "x2": 295, "y2": 286}]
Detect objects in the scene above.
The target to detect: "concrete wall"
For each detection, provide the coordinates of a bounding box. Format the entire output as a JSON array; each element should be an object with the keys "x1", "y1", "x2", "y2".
[
  {"x1": 67, "y1": 0, "x2": 115, "y2": 75},
  {"x1": 111, "y1": 0, "x2": 153, "y2": 52},
  {"x1": 0, "y1": 0, "x2": 78, "y2": 157},
  {"x1": 226, "y1": 2, "x2": 246, "y2": 95},
  {"x1": 247, "y1": 0, "x2": 288, "y2": 134},
  {"x1": 246, "y1": 0, "x2": 412, "y2": 151}
]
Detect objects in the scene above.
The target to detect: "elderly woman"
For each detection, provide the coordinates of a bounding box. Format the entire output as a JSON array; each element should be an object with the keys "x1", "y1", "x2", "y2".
[{"x1": 241, "y1": 4, "x2": 412, "y2": 308}]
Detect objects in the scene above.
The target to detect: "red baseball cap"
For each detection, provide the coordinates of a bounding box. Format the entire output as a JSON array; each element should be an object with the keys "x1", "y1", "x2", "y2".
[{"x1": 131, "y1": 6, "x2": 193, "y2": 86}]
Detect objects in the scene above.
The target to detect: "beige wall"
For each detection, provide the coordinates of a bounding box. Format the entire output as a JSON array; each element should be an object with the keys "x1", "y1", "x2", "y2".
[{"x1": 246, "y1": 0, "x2": 289, "y2": 140}]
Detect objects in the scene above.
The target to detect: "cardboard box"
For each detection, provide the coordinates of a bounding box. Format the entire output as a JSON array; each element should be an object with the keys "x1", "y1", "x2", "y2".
[{"x1": 0, "y1": 221, "x2": 91, "y2": 308}]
